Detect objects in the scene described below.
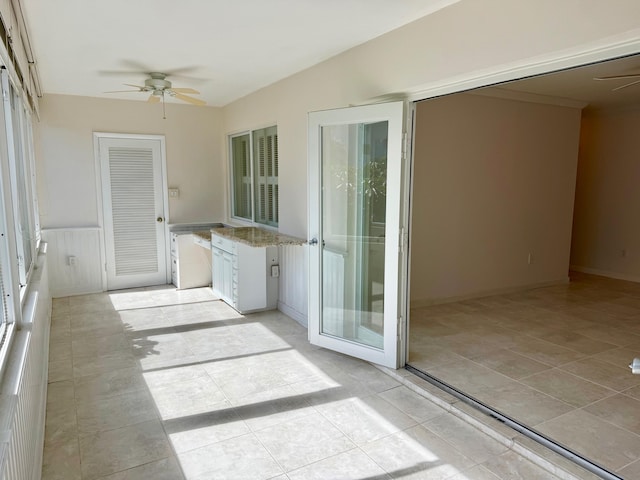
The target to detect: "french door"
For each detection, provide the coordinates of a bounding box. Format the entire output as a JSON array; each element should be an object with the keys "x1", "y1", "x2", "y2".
[
  {"x1": 308, "y1": 101, "x2": 410, "y2": 368},
  {"x1": 97, "y1": 134, "x2": 168, "y2": 290}
]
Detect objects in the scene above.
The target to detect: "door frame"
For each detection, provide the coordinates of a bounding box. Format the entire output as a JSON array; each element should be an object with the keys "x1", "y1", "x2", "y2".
[{"x1": 93, "y1": 132, "x2": 170, "y2": 291}]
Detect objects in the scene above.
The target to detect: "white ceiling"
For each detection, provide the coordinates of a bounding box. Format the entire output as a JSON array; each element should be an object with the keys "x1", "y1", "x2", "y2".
[{"x1": 21, "y1": 0, "x2": 461, "y2": 107}]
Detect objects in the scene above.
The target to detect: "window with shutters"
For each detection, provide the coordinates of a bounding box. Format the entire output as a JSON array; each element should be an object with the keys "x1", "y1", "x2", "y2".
[{"x1": 229, "y1": 126, "x2": 278, "y2": 227}]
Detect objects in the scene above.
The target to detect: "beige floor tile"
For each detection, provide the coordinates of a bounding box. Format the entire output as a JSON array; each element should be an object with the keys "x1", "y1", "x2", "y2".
[
  {"x1": 41, "y1": 437, "x2": 81, "y2": 480},
  {"x1": 619, "y1": 458, "x2": 640, "y2": 479},
  {"x1": 408, "y1": 343, "x2": 466, "y2": 369},
  {"x1": 71, "y1": 332, "x2": 131, "y2": 358},
  {"x1": 163, "y1": 400, "x2": 250, "y2": 454},
  {"x1": 360, "y1": 424, "x2": 475, "y2": 479},
  {"x1": 73, "y1": 351, "x2": 141, "y2": 379},
  {"x1": 448, "y1": 465, "x2": 501, "y2": 480},
  {"x1": 584, "y1": 393, "x2": 640, "y2": 435},
  {"x1": 96, "y1": 457, "x2": 185, "y2": 480},
  {"x1": 470, "y1": 348, "x2": 551, "y2": 380},
  {"x1": 519, "y1": 368, "x2": 615, "y2": 408},
  {"x1": 506, "y1": 337, "x2": 586, "y2": 367},
  {"x1": 482, "y1": 450, "x2": 559, "y2": 479},
  {"x1": 533, "y1": 329, "x2": 617, "y2": 354},
  {"x1": 316, "y1": 395, "x2": 417, "y2": 446},
  {"x1": 177, "y1": 433, "x2": 283, "y2": 480},
  {"x1": 426, "y1": 359, "x2": 515, "y2": 395},
  {"x1": 422, "y1": 414, "x2": 508, "y2": 463},
  {"x1": 287, "y1": 448, "x2": 390, "y2": 480},
  {"x1": 473, "y1": 382, "x2": 573, "y2": 426},
  {"x1": 378, "y1": 386, "x2": 446, "y2": 423},
  {"x1": 74, "y1": 367, "x2": 147, "y2": 403},
  {"x1": 76, "y1": 389, "x2": 158, "y2": 435},
  {"x1": 593, "y1": 346, "x2": 638, "y2": 369},
  {"x1": 79, "y1": 420, "x2": 172, "y2": 480},
  {"x1": 537, "y1": 409, "x2": 640, "y2": 471},
  {"x1": 255, "y1": 412, "x2": 355, "y2": 471},
  {"x1": 560, "y1": 357, "x2": 640, "y2": 392},
  {"x1": 48, "y1": 357, "x2": 73, "y2": 382}
]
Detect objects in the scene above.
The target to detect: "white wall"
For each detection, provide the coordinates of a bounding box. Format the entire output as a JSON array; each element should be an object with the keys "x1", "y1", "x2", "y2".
[
  {"x1": 571, "y1": 107, "x2": 640, "y2": 281},
  {"x1": 35, "y1": 94, "x2": 224, "y2": 228},
  {"x1": 221, "y1": 0, "x2": 640, "y2": 239},
  {"x1": 410, "y1": 93, "x2": 582, "y2": 303}
]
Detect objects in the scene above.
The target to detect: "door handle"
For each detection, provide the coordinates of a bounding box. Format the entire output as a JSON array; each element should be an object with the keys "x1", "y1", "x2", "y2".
[
  {"x1": 157, "y1": 217, "x2": 164, "y2": 223},
  {"x1": 308, "y1": 238, "x2": 318, "y2": 246}
]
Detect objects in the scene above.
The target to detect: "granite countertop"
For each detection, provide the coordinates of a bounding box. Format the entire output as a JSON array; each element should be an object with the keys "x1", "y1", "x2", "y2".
[
  {"x1": 210, "y1": 226, "x2": 306, "y2": 247},
  {"x1": 193, "y1": 230, "x2": 212, "y2": 242}
]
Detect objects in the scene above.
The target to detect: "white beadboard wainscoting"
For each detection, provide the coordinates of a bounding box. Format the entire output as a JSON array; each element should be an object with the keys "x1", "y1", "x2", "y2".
[
  {"x1": 0, "y1": 246, "x2": 51, "y2": 480},
  {"x1": 41, "y1": 227, "x2": 103, "y2": 297},
  {"x1": 278, "y1": 244, "x2": 308, "y2": 326}
]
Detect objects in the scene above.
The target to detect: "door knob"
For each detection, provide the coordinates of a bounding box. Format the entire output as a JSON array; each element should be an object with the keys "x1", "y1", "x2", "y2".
[
  {"x1": 308, "y1": 238, "x2": 318, "y2": 246},
  {"x1": 157, "y1": 217, "x2": 164, "y2": 223}
]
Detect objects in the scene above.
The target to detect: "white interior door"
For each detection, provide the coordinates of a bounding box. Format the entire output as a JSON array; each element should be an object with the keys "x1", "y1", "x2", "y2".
[
  {"x1": 98, "y1": 135, "x2": 168, "y2": 290},
  {"x1": 308, "y1": 101, "x2": 409, "y2": 369}
]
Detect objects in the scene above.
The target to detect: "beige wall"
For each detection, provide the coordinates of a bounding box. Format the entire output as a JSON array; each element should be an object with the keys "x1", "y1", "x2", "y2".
[
  {"x1": 221, "y1": 0, "x2": 640, "y2": 239},
  {"x1": 36, "y1": 94, "x2": 224, "y2": 228},
  {"x1": 571, "y1": 107, "x2": 640, "y2": 281},
  {"x1": 410, "y1": 93, "x2": 582, "y2": 303}
]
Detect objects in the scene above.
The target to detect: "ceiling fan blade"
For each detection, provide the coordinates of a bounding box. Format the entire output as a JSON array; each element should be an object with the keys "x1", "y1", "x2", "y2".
[
  {"x1": 594, "y1": 74, "x2": 640, "y2": 81},
  {"x1": 148, "y1": 94, "x2": 161, "y2": 104},
  {"x1": 169, "y1": 87, "x2": 200, "y2": 94},
  {"x1": 173, "y1": 92, "x2": 206, "y2": 106},
  {"x1": 123, "y1": 83, "x2": 146, "y2": 89},
  {"x1": 611, "y1": 78, "x2": 640, "y2": 91}
]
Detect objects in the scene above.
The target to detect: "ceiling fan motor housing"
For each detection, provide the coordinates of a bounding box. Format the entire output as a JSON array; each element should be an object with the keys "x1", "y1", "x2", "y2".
[{"x1": 145, "y1": 73, "x2": 171, "y2": 92}]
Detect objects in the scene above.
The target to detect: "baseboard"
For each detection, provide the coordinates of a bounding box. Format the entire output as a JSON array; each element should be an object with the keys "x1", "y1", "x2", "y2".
[
  {"x1": 570, "y1": 265, "x2": 640, "y2": 284},
  {"x1": 278, "y1": 301, "x2": 307, "y2": 328},
  {"x1": 51, "y1": 287, "x2": 104, "y2": 298},
  {"x1": 410, "y1": 277, "x2": 570, "y2": 309}
]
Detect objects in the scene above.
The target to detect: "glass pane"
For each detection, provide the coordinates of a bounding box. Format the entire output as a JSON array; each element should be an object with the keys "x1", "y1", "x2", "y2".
[
  {"x1": 231, "y1": 134, "x2": 251, "y2": 220},
  {"x1": 321, "y1": 121, "x2": 388, "y2": 349}
]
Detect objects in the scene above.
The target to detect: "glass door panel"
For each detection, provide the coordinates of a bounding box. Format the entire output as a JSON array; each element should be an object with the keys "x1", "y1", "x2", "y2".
[{"x1": 308, "y1": 101, "x2": 407, "y2": 368}]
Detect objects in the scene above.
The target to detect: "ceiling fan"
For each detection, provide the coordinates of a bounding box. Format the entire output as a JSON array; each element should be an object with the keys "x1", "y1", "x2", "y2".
[
  {"x1": 593, "y1": 73, "x2": 640, "y2": 91},
  {"x1": 106, "y1": 72, "x2": 206, "y2": 106}
]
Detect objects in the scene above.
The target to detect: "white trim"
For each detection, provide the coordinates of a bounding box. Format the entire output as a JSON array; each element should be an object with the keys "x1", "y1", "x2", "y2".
[
  {"x1": 404, "y1": 33, "x2": 640, "y2": 103},
  {"x1": 93, "y1": 132, "x2": 170, "y2": 290},
  {"x1": 278, "y1": 301, "x2": 307, "y2": 327},
  {"x1": 468, "y1": 88, "x2": 588, "y2": 109},
  {"x1": 570, "y1": 265, "x2": 640, "y2": 284}
]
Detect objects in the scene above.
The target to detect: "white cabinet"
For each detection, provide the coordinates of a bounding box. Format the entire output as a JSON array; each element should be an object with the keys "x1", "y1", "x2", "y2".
[
  {"x1": 211, "y1": 233, "x2": 278, "y2": 313},
  {"x1": 171, "y1": 233, "x2": 212, "y2": 289}
]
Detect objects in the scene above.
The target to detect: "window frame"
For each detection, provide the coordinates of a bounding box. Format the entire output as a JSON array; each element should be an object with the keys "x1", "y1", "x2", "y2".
[{"x1": 228, "y1": 125, "x2": 279, "y2": 228}]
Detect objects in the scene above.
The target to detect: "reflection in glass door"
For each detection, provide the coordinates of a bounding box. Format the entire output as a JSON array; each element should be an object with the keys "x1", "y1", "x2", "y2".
[{"x1": 321, "y1": 121, "x2": 388, "y2": 349}]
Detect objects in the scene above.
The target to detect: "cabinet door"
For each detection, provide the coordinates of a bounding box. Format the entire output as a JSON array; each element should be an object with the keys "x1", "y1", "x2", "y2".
[
  {"x1": 211, "y1": 247, "x2": 224, "y2": 298},
  {"x1": 221, "y1": 251, "x2": 235, "y2": 304}
]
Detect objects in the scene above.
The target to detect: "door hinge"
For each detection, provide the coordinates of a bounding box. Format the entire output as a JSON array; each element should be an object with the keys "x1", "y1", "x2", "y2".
[
  {"x1": 402, "y1": 131, "x2": 407, "y2": 161},
  {"x1": 399, "y1": 227, "x2": 407, "y2": 254}
]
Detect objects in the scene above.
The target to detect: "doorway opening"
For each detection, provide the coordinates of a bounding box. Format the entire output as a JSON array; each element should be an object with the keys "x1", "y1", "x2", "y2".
[{"x1": 406, "y1": 52, "x2": 640, "y2": 478}]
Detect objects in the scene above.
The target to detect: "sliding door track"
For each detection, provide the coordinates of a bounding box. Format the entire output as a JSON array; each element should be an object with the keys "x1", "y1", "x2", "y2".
[{"x1": 405, "y1": 365, "x2": 622, "y2": 480}]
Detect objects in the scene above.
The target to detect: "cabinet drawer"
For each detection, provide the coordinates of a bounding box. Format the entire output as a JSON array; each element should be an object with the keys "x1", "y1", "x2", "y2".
[{"x1": 211, "y1": 234, "x2": 236, "y2": 254}]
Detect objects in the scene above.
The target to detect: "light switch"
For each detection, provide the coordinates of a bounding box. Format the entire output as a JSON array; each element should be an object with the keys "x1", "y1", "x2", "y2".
[{"x1": 169, "y1": 188, "x2": 180, "y2": 198}]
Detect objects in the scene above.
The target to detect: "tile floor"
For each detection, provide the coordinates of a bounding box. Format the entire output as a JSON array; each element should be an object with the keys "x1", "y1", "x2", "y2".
[
  {"x1": 409, "y1": 271, "x2": 640, "y2": 478},
  {"x1": 42, "y1": 285, "x2": 573, "y2": 479}
]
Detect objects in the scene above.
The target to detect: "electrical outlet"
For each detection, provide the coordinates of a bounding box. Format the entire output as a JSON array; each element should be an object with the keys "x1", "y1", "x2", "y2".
[
  {"x1": 271, "y1": 265, "x2": 280, "y2": 277},
  {"x1": 168, "y1": 188, "x2": 180, "y2": 198}
]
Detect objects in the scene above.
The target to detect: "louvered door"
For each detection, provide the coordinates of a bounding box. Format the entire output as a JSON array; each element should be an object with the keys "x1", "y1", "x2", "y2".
[{"x1": 98, "y1": 136, "x2": 167, "y2": 290}]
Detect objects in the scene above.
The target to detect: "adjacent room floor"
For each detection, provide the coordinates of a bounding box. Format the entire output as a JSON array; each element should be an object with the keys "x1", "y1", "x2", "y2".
[
  {"x1": 42, "y1": 285, "x2": 572, "y2": 480},
  {"x1": 409, "y1": 271, "x2": 640, "y2": 478}
]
